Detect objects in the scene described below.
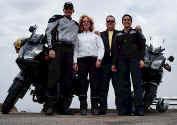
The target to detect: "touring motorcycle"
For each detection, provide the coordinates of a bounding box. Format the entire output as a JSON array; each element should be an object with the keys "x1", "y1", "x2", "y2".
[
  {"x1": 1, "y1": 25, "x2": 79, "y2": 114},
  {"x1": 142, "y1": 43, "x2": 174, "y2": 112}
]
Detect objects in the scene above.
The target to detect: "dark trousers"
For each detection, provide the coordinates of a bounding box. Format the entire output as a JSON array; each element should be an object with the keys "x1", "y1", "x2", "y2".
[
  {"x1": 47, "y1": 44, "x2": 74, "y2": 98},
  {"x1": 117, "y1": 57, "x2": 144, "y2": 113},
  {"x1": 98, "y1": 64, "x2": 119, "y2": 110},
  {"x1": 78, "y1": 57, "x2": 100, "y2": 107}
]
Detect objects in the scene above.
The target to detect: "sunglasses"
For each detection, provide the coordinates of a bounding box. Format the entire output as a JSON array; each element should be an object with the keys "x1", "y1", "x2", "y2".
[
  {"x1": 106, "y1": 20, "x2": 115, "y2": 23},
  {"x1": 83, "y1": 20, "x2": 90, "y2": 23},
  {"x1": 64, "y1": 6, "x2": 73, "y2": 10}
]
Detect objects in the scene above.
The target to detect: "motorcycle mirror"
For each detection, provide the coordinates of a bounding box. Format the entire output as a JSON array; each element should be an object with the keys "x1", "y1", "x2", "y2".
[
  {"x1": 168, "y1": 56, "x2": 174, "y2": 62},
  {"x1": 29, "y1": 25, "x2": 37, "y2": 33}
]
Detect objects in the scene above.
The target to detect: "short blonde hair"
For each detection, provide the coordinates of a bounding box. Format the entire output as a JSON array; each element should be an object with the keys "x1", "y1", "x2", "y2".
[{"x1": 79, "y1": 15, "x2": 94, "y2": 33}]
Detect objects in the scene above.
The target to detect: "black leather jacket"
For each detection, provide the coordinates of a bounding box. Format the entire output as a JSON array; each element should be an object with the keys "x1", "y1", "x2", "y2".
[
  {"x1": 100, "y1": 29, "x2": 119, "y2": 65},
  {"x1": 112, "y1": 28, "x2": 146, "y2": 65}
]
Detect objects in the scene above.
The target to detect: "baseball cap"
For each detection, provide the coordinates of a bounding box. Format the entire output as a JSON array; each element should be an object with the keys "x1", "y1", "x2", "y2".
[{"x1": 64, "y1": 2, "x2": 74, "y2": 10}]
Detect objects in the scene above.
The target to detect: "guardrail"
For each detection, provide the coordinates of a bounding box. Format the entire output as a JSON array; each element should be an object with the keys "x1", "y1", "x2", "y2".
[{"x1": 152, "y1": 97, "x2": 177, "y2": 106}]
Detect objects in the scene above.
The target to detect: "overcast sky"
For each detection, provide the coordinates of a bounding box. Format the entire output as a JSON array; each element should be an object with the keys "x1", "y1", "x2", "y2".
[{"x1": 0, "y1": 0, "x2": 177, "y2": 112}]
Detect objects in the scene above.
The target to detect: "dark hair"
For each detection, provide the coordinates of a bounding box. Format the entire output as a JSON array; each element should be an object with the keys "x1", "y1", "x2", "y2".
[{"x1": 122, "y1": 14, "x2": 132, "y2": 23}]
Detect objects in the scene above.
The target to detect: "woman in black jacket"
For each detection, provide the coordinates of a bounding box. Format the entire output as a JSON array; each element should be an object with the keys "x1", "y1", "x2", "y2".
[{"x1": 112, "y1": 14, "x2": 146, "y2": 116}]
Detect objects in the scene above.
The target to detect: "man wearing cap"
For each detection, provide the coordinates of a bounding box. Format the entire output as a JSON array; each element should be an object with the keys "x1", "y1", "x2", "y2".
[{"x1": 45, "y1": 2, "x2": 79, "y2": 115}]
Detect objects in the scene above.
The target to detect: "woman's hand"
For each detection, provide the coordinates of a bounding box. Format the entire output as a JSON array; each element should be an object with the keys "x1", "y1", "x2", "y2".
[
  {"x1": 139, "y1": 60, "x2": 145, "y2": 68},
  {"x1": 73, "y1": 63, "x2": 78, "y2": 72},
  {"x1": 96, "y1": 60, "x2": 101, "y2": 68}
]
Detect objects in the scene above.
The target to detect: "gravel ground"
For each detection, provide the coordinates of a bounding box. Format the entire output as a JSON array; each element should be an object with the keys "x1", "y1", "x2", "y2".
[{"x1": 0, "y1": 110, "x2": 177, "y2": 125}]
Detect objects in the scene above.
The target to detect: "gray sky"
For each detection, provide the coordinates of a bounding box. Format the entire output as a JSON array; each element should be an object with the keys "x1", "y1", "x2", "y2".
[{"x1": 0, "y1": 0, "x2": 177, "y2": 112}]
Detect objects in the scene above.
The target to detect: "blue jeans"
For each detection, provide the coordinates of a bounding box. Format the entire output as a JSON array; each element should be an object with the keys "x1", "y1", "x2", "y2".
[{"x1": 117, "y1": 57, "x2": 144, "y2": 113}]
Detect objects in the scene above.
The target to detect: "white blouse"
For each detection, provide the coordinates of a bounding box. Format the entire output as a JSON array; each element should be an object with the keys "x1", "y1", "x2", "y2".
[{"x1": 74, "y1": 31, "x2": 105, "y2": 63}]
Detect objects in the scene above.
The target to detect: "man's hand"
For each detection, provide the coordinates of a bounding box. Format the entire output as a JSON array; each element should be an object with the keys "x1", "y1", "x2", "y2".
[
  {"x1": 96, "y1": 60, "x2": 101, "y2": 68},
  {"x1": 94, "y1": 31, "x2": 100, "y2": 36},
  {"x1": 49, "y1": 49, "x2": 56, "y2": 59},
  {"x1": 73, "y1": 63, "x2": 78, "y2": 72},
  {"x1": 139, "y1": 60, "x2": 145, "y2": 68},
  {"x1": 111, "y1": 65, "x2": 117, "y2": 72}
]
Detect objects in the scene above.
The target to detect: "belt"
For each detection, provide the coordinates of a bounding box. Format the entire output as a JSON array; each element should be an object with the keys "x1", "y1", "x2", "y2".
[{"x1": 54, "y1": 41, "x2": 74, "y2": 47}]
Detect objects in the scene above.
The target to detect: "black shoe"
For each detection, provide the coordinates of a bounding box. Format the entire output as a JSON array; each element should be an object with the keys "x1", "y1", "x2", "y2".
[
  {"x1": 45, "y1": 107, "x2": 54, "y2": 116},
  {"x1": 133, "y1": 111, "x2": 144, "y2": 116},
  {"x1": 91, "y1": 108, "x2": 99, "y2": 115},
  {"x1": 80, "y1": 109, "x2": 87, "y2": 115},
  {"x1": 45, "y1": 96, "x2": 56, "y2": 115},
  {"x1": 99, "y1": 110, "x2": 107, "y2": 115},
  {"x1": 60, "y1": 109, "x2": 73, "y2": 115},
  {"x1": 118, "y1": 111, "x2": 131, "y2": 116}
]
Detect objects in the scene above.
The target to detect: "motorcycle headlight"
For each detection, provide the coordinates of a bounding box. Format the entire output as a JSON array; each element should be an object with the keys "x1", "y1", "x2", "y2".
[
  {"x1": 24, "y1": 49, "x2": 42, "y2": 59},
  {"x1": 151, "y1": 60, "x2": 163, "y2": 69},
  {"x1": 23, "y1": 48, "x2": 43, "y2": 59}
]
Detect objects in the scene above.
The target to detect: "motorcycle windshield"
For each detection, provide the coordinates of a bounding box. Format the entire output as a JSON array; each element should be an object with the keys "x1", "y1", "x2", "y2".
[
  {"x1": 144, "y1": 44, "x2": 165, "y2": 69},
  {"x1": 18, "y1": 42, "x2": 43, "y2": 60},
  {"x1": 30, "y1": 34, "x2": 43, "y2": 44}
]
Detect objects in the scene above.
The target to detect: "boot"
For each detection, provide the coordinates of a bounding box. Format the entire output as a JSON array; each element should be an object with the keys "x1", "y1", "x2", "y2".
[
  {"x1": 99, "y1": 96, "x2": 107, "y2": 115},
  {"x1": 91, "y1": 97, "x2": 99, "y2": 115},
  {"x1": 59, "y1": 96, "x2": 73, "y2": 115},
  {"x1": 80, "y1": 101, "x2": 87, "y2": 115},
  {"x1": 41, "y1": 103, "x2": 47, "y2": 113},
  {"x1": 79, "y1": 95, "x2": 87, "y2": 115},
  {"x1": 45, "y1": 96, "x2": 56, "y2": 115}
]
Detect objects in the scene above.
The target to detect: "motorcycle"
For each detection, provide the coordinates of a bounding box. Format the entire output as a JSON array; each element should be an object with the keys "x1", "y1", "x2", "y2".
[
  {"x1": 142, "y1": 43, "x2": 174, "y2": 112},
  {"x1": 1, "y1": 25, "x2": 48, "y2": 114},
  {"x1": 1, "y1": 25, "x2": 80, "y2": 114}
]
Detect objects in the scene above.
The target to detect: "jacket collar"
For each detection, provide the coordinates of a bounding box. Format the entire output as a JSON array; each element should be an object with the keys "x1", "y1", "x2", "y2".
[
  {"x1": 122, "y1": 27, "x2": 133, "y2": 33},
  {"x1": 64, "y1": 15, "x2": 72, "y2": 20}
]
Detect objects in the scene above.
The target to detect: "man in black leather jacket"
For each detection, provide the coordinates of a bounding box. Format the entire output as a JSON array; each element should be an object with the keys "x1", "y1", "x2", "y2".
[{"x1": 99, "y1": 15, "x2": 119, "y2": 115}]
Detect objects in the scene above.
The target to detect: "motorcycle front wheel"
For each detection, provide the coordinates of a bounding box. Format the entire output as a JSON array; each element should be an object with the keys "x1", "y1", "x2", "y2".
[
  {"x1": 1, "y1": 79, "x2": 24, "y2": 114},
  {"x1": 143, "y1": 84, "x2": 157, "y2": 111}
]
